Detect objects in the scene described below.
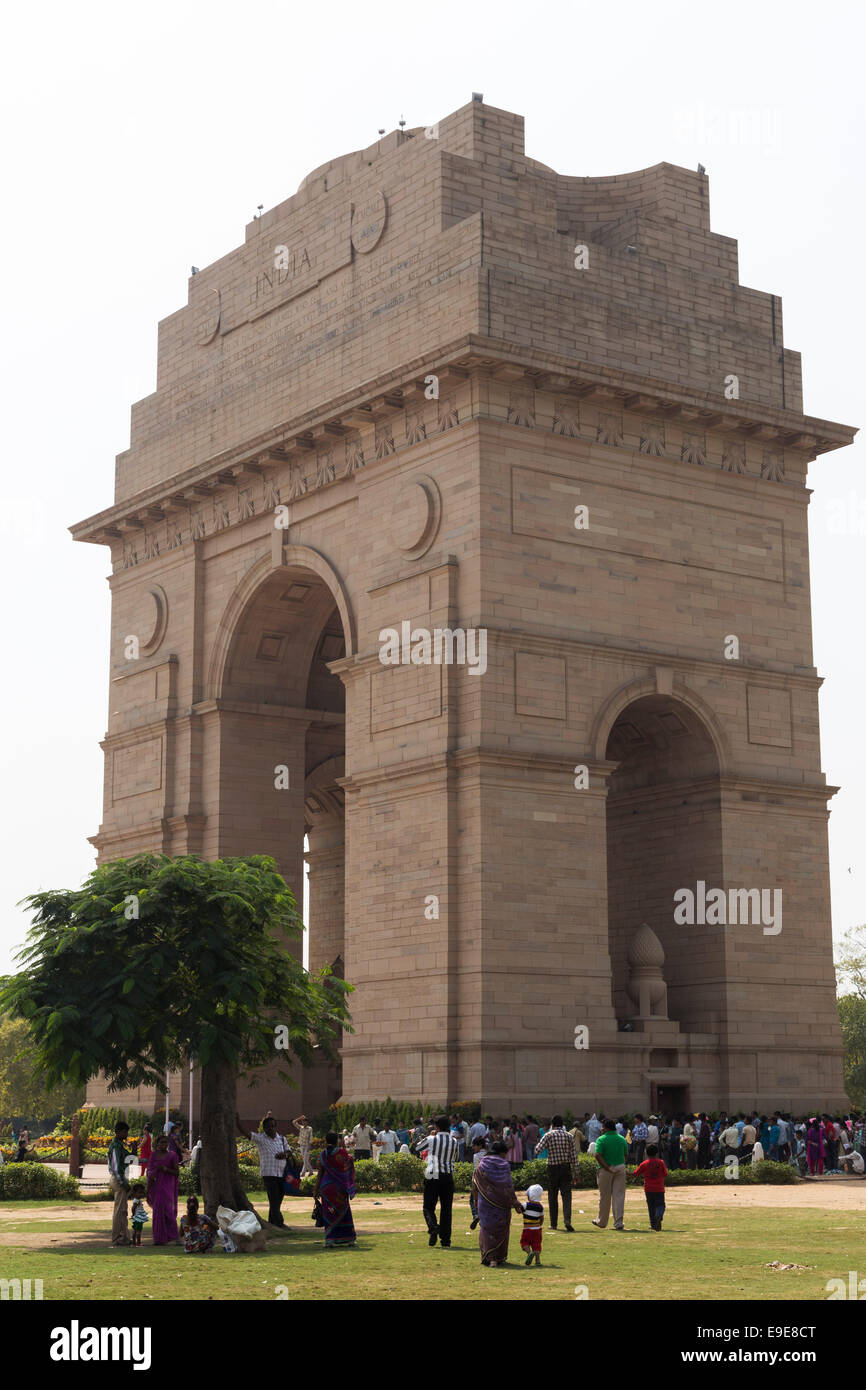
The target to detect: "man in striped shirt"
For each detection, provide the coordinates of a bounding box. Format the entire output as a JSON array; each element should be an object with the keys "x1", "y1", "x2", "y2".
[{"x1": 415, "y1": 1115, "x2": 458, "y2": 1247}]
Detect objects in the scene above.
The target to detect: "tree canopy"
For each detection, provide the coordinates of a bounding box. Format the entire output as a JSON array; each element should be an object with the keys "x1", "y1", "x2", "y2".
[
  {"x1": 0, "y1": 853, "x2": 352, "y2": 1211},
  {"x1": 0, "y1": 1014, "x2": 84, "y2": 1126},
  {"x1": 835, "y1": 923, "x2": 866, "y2": 1109}
]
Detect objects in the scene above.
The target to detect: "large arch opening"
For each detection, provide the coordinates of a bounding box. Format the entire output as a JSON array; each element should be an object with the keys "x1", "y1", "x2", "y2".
[
  {"x1": 218, "y1": 562, "x2": 347, "y2": 1112},
  {"x1": 605, "y1": 694, "x2": 724, "y2": 1033}
]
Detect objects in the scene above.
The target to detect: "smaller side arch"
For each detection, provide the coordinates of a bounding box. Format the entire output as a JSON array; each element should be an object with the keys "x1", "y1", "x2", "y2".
[
  {"x1": 589, "y1": 675, "x2": 731, "y2": 774},
  {"x1": 206, "y1": 544, "x2": 356, "y2": 700}
]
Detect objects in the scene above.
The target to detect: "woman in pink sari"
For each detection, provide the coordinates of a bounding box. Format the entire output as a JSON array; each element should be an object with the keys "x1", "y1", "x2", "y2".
[
  {"x1": 504, "y1": 1118, "x2": 523, "y2": 1170},
  {"x1": 146, "y1": 1133, "x2": 179, "y2": 1244}
]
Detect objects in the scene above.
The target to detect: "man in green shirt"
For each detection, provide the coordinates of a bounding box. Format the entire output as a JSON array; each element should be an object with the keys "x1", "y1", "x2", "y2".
[
  {"x1": 107, "y1": 1120, "x2": 133, "y2": 1246},
  {"x1": 592, "y1": 1118, "x2": 629, "y2": 1231}
]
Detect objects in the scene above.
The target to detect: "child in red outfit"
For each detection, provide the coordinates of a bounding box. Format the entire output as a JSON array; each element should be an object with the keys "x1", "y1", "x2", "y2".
[
  {"x1": 520, "y1": 1183, "x2": 545, "y2": 1265},
  {"x1": 633, "y1": 1143, "x2": 667, "y2": 1230}
]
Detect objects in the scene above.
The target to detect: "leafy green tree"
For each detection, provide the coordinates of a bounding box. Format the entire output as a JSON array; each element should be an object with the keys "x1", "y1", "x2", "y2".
[
  {"x1": 835, "y1": 924, "x2": 866, "y2": 1108},
  {"x1": 0, "y1": 854, "x2": 351, "y2": 1216},
  {"x1": 838, "y1": 995, "x2": 866, "y2": 1109},
  {"x1": 0, "y1": 1014, "x2": 84, "y2": 1126}
]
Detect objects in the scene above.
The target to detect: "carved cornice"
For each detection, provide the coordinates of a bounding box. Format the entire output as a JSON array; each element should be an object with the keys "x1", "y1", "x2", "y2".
[{"x1": 70, "y1": 334, "x2": 856, "y2": 557}]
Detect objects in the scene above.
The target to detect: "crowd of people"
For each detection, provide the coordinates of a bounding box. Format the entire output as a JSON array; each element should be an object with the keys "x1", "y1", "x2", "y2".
[
  {"x1": 335, "y1": 1108, "x2": 866, "y2": 1177},
  {"x1": 101, "y1": 1111, "x2": 329, "y2": 1251},
  {"x1": 59, "y1": 1102, "x2": 866, "y2": 1262}
]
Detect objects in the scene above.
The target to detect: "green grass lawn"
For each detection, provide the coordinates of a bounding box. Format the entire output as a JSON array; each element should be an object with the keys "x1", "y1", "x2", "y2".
[{"x1": 1, "y1": 1190, "x2": 862, "y2": 1301}]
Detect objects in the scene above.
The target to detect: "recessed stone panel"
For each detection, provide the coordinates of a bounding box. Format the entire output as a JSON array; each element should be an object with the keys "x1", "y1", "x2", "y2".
[
  {"x1": 512, "y1": 465, "x2": 785, "y2": 585},
  {"x1": 747, "y1": 685, "x2": 793, "y2": 748},
  {"x1": 111, "y1": 737, "x2": 163, "y2": 802},
  {"x1": 371, "y1": 663, "x2": 443, "y2": 732}
]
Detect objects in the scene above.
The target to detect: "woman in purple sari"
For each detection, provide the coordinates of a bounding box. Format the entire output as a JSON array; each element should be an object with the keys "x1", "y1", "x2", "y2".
[
  {"x1": 806, "y1": 1118, "x2": 825, "y2": 1175},
  {"x1": 146, "y1": 1133, "x2": 180, "y2": 1244},
  {"x1": 471, "y1": 1140, "x2": 524, "y2": 1266},
  {"x1": 313, "y1": 1131, "x2": 357, "y2": 1247}
]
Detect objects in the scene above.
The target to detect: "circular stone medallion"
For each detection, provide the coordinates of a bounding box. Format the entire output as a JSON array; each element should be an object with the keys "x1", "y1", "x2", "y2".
[
  {"x1": 351, "y1": 190, "x2": 387, "y2": 254},
  {"x1": 395, "y1": 475, "x2": 441, "y2": 558},
  {"x1": 141, "y1": 584, "x2": 169, "y2": 655},
  {"x1": 196, "y1": 289, "x2": 221, "y2": 346}
]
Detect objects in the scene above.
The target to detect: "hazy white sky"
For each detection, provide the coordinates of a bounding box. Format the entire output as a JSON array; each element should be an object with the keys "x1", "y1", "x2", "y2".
[{"x1": 1, "y1": 0, "x2": 863, "y2": 974}]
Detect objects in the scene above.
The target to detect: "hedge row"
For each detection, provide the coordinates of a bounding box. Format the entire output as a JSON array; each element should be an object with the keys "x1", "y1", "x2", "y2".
[
  {"x1": 0, "y1": 1153, "x2": 798, "y2": 1202},
  {"x1": 287, "y1": 1154, "x2": 800, "y2": 1196},
  {"x1": 0, "y1": 1163, "x2": 82, "y2": 1200}
]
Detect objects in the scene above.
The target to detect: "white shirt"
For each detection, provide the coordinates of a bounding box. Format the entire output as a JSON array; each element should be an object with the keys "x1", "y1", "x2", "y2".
[
  {"x1": 646, "y1": 1125, "x2": 659, "y2": 1145},
  {"x1": 352, "y1": 1124, "x2": 374, "y2": 1150},
  {"x1": 376, "y1": 1129, "x2": 398, "y2": 1154},
  {"x1": 248, "y1": 1130, "x2": 287, "y2": 1178}
]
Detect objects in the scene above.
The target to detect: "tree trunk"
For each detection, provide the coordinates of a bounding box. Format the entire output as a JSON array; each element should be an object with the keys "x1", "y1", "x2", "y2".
[{"x1": 199, "y1": 1058, "x2": 252, "y2": 1218}]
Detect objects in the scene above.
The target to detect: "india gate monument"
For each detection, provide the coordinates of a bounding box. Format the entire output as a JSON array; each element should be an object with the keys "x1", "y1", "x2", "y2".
[{"x1": 73, "y1": 98, "x2": 854, "y2": 1121}]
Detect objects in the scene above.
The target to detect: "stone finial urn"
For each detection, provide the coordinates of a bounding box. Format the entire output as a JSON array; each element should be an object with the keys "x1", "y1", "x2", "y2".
[{"x1": 626, "y1": 922, "x2": 669, "y2": 1020}]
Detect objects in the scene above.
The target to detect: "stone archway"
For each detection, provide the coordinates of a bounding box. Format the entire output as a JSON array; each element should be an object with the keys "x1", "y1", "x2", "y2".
[
  {"x1": 200, "y1": 559, "x2": 349, "y2": 1120},
  {"x1": 604, "y1": 693, "x2": 724, "y2": 1034}
]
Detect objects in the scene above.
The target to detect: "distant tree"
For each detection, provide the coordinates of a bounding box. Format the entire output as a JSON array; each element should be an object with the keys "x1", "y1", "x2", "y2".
[
  {"x1": 838, "y1": 995, "x2": 866, "y2": 1110},
  {"x1": 0, "y1": 854, "x2": 351, "y2": 1215},
  {"x1": 0, "y1": 1014, "x2": 84, "y2": 1125},
  {"x1": 836, "y1": 924, "x2": 866, "y2": 1108},
  {"x1": 836, "y1": 923, "x2": 866, "y2": 1000}
]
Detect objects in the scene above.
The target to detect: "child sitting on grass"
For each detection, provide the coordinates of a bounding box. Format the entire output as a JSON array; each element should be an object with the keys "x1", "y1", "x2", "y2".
[
  {"x1": 520, "y1": 1183, "x2": 545, "y2": 1265},
  {"x1": 633, "y1": 1143, "x2": 668, "y2": 1231}
]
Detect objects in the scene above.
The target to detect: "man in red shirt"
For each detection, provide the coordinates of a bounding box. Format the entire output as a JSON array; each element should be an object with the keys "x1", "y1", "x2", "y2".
[{"x1": 633, "y1": 1143, "x2": 667, "y2": 1230}]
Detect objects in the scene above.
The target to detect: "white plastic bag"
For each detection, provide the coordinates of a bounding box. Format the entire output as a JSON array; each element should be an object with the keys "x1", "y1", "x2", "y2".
[
  {"x1": 216, "y1": 1205, "x2": 237, "y2": 1232},
  {"x1": 227, "y1": 1210, "x2": 262, "y2": 1240}
]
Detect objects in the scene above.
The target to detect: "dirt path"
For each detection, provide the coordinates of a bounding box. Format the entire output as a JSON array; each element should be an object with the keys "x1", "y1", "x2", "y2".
[{"x1": 2, "y1": 1181, "x2": 863, "y2": 1230}]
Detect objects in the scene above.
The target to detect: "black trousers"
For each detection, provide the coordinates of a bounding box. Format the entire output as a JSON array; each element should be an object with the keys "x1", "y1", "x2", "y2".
[
  {"x1": 423, "y1": 1174, "x2": 454, "y2": 1245},
  {"x1": 547, "y1": 1162, "x2": 573, "y2": 1228},
  {"x1": 263, "y1": 1175, "x2": 286, "y2": 1226},
  {"x1": 645, "y1": 1190, "x2": 665, "y2": 1228}
]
